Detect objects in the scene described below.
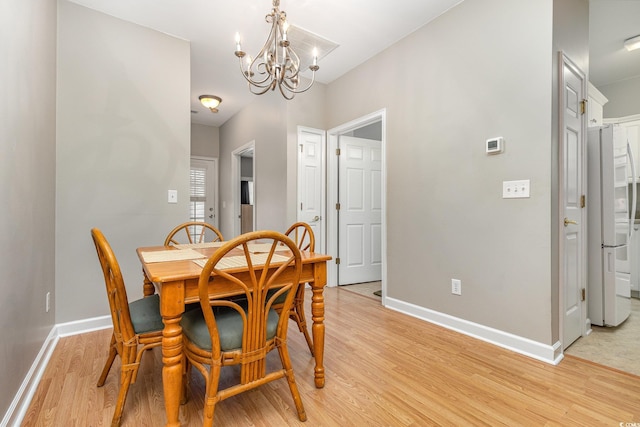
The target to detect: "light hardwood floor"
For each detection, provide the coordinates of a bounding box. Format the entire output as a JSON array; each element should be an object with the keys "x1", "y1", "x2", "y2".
[{"x1": 23, "y1": 287, "x2": 640, "y2": 426}]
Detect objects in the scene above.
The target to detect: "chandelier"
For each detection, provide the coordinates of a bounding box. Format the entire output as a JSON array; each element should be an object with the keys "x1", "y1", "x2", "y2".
[{"x1": 234, "y1": 0, "x2": 319, "y2": 100}]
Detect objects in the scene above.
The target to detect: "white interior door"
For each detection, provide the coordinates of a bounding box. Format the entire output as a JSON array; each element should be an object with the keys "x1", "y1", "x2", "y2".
[
  {"x1": 338, "y1": 135, "x2": 382, "y2": 285},
  {"x1": 297, "y1": 127, "x2": 325, "y2": 253},
  {"x1": 190, "y1": 157, "x2": 218, "y2": 229},
  {"x1": 560, "y1": 54, "x2": 586, "y2": 348}
]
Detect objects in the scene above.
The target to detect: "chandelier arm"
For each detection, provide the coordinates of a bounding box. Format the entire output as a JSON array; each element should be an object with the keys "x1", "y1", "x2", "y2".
[
  {"x1": 276, "y1": 79, "x2": 295, "y2": 100},
  {"x1": 278, "y1": 88, "x2": 295, "y2": 100},
  {"x1": 251, "y1": 62, "x2": 275, "y2": 87},
  {"x1": 237, "y1": 59, "x2": 271, "y2": 88},
  {"x1": 244, "y1": 14, "x2": 279, "y2": 87},
  {"x1": 282, "y1": 48, "x2": 300, "y2": 81},
  {"x1": 249, "y1": 82, "x2": 275, "y2": 96},
  {"x1": 281, "y1": 70, "x2": 317, "y2": 94}
]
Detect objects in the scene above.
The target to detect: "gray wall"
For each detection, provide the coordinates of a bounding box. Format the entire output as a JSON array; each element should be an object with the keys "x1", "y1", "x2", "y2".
[
  {"x1": 56, "y1": 2, "x2": 191, "y2": 322},
  {"x1": 600, "y1": 76, "x2": 640, "y2": 119},
  {"x1": 0, "y1": 0, "x2": 57, "y2": 418},
  {"x1": 218, "y1": 94, "x2": 287, "y2": 238},
  {"x1": 191, "y1": 122, "x2": 220, "y2": 158},
  {"x1": 326, "y1": 0, "x2": 560, "y2": 344}
]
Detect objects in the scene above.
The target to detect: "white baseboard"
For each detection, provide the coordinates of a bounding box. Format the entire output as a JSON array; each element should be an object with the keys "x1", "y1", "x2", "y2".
[
  {"x1": 56, "y1": 315, "x2": 112, "y2": 337},
  {"x1": 385, "y1": 296, "x2": 564, "y2": 365},
  {"x1": 1, "y1": 315, "x2": 112, "y2": 427},
  {"x1": 1, "y1": 328, "x2": 58, "y2": 427}
]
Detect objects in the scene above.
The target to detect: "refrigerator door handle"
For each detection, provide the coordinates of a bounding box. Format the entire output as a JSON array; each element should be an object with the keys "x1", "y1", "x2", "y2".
[{"x1": 627, "y1": 141, "x2": 637, "y2": 240}]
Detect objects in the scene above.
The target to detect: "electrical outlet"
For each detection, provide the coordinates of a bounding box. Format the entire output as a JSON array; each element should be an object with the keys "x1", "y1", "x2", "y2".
[
  {"x1": 46, "y1": 292, "x2": 51, "y2": 312},
  {"x1": 451, "y1": 279, "x2": 462, "y2": 295}
]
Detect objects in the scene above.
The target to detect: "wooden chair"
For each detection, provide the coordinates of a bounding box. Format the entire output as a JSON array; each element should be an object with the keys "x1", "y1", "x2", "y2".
[
  {"x1": 91, "y1": 228, "x2": 164, "y2": 427},
  {"x1": 164, "y1": 221, "x2": 223, "y2": 246},
  {"x1": 181, "y1": 230, "x2": 306, "y2": 426},
  {"x1": 279, "y1": 222, "x2": 315, "y2": 355}
]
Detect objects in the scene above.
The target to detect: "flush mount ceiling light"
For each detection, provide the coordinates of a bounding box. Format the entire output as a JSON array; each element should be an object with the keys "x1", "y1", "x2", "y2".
[
  {"x1": 234, "y1": 0, "x2": 320, "y2": 100},
  {"x1": 624, "y1": 35, "x2": 640, "y2": 52},
  {"x1": 199, "y1": 95, "x2": 222, "y2": 113}
]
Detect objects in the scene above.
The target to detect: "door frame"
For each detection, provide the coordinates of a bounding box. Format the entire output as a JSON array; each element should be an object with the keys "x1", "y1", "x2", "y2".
[
  {"x1": 232, "y1": 141, "x2": 255, "y2": 238},
  {"x1": 327, "y1": 109, "x2": 387, "y2": 299},
  {"x1": 558, "y1": 52, "x2": 588, "y2": 350}
]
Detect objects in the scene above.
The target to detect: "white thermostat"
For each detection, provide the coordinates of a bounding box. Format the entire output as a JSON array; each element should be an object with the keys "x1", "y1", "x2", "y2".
[{"x1": 486, "y1": 137, "x2": 504, "y2": 154}]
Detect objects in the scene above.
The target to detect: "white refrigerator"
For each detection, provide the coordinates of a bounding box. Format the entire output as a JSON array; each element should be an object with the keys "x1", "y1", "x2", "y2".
[{"x1": 587, "y1": 124, "x2": 636, "y2": 327}]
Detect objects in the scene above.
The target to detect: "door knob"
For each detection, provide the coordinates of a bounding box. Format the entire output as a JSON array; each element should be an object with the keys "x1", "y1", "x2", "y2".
[
  {"x1": 564, "y1": 218, "x2": 578, "y2": 226},
  {"x1": 311, "y1": 215, "x2": 320, "y2": 222}
]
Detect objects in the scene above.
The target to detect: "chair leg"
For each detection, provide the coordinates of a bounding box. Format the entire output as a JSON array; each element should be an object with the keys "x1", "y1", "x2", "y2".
[
  {"x1": 111, "y1": 366, "x2": 135, "y2": 427},
  {"x1": 97, "y1": 333, "x2": 118, "y2": 387},
  {"x1": 293, "y1": 288, "x2": 314, "y2": 356},
  {"x1": 181, "y1": 356, "x2": 190, "y2": 405},
  {"x1": 277, "y1": 344, "x2": 307, "y2": 422},
  {"x1": 202, "y1": 363, "x2": 221, "y2": 427},
  {"x1": 110, "y1": 346, "x2": 138, "y2": 427}
]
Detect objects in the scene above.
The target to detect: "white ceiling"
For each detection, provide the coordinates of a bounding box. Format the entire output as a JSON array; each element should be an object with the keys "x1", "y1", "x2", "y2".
[
  {"x1": 68, "y1": 0, "x2": 640, "y2": 127},
  {"x1": 589, "y1": 0, "x2": 640, "y2": 88}
]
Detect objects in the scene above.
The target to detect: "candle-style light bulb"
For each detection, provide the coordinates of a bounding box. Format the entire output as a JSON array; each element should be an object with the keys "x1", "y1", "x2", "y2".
[
  {"x1": 312, "y1": 47, "x2": 318, "y2": 66},
  {"x1": 235, "y1": 32, "x2": 242, "y2": 52},
  {"x1": 282, "y1": 21, "x2": 289, "y2": 42}
]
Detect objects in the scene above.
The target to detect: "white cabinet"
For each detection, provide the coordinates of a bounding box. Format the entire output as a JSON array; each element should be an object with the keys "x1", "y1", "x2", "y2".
[{"x1": 588, "y1": 82, "x2": 608, "y2": 127}]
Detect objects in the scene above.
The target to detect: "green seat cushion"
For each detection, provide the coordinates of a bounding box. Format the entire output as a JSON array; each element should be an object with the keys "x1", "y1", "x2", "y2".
[
  {"x1": 181, "y1": 305, "x2": 279, "y2": 351},
  {"x1": 129, "y1": 294, "x2": 164, "y2": 334}
]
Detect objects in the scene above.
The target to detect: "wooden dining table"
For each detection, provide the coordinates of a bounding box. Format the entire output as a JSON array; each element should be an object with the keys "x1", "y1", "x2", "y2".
[{"x1": 136, "y1": 243, "x2": 332, "y2": 427}]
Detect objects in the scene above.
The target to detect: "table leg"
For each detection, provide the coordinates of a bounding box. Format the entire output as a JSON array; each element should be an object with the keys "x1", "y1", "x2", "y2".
[
  {"x1": 311, "y1": 264, "x2": 326, "y2": 388},
  {"x1": 161, "y1": 282, "x2": 185, "y2": 427}
]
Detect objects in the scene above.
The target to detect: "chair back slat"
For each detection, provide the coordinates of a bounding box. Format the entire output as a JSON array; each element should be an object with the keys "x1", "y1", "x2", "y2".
[
  {"x1": 164, "y1": 221, "x2": 224, "y2": 246},
  {"x1": 285, "y1": 222, "x2": 315, "y2": 252}
]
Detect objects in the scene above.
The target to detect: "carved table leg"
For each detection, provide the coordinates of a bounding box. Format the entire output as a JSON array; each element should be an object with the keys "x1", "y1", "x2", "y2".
[
  {"x1": 311, "y1": 264, "x2": 326, "y2": 388},
  {"x1": 161, "y1": 281, "x2": 185, "y2": 427}
]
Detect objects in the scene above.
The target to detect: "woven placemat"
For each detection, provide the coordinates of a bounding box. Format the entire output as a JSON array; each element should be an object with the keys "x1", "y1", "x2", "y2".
[
  {"x1": 140, "y1": 249, "x2": 205, "y2": 263},
  {"x1": 193, "y1": 253, "x2": 290, "y2": 270},
  {"x1": 174, "y1": 242, "x2": 225, "y2": 249}
]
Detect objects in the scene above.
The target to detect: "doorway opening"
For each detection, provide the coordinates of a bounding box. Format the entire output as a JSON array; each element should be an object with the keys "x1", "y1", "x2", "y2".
[
  {"x1": 327, "y1": 109, "x2": 387, "y2": 302},
  {"x1": 232, "y1": 141, "x2": 255, "y2": 238}
]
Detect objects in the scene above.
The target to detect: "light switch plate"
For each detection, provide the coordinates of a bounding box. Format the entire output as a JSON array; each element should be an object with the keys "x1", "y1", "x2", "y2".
[
  {"x1": 168, "y1": 189, "x2": 178, "y2": 204},
  {"x1": 503, "y1": 180, "x2": 530, "y2": 199}
]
